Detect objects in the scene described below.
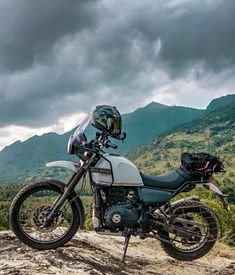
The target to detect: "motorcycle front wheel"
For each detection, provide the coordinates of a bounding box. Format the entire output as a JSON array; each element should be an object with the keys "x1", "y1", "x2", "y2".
[
  {"x1": 9, "y1": 181, "x2": 80, "y2": 250},
  {"x1": 157, "y1": 200, "x2": 220, "y2": 261}
]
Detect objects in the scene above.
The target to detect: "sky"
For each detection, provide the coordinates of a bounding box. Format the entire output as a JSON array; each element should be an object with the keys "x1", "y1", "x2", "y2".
[{"x1": 0, "y1": 0, "x2": 235, "y2": 149}]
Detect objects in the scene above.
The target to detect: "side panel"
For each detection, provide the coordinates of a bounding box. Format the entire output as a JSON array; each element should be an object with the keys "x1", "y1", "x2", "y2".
[
  {"x1": 139, "y1": 187, "x2": 173, "y2": 206},
  {"x1": 92, "y1": 154, "x2": 143, "y2": 186}
]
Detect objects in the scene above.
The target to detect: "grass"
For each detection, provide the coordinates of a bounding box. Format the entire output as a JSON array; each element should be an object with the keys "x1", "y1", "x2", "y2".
[{"x1": 208, "y1": 242, "x2": 235, "y2": 259}]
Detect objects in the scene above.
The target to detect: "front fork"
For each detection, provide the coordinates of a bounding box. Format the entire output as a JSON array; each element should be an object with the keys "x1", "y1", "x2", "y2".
[{"x1": 44, "y1": 153, "x2": 96, "y2": 227}]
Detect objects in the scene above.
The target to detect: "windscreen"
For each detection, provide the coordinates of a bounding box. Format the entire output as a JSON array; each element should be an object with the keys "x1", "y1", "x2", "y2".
[{"x1": 73, "y1": 113, "x2": 91, "y2": 140}]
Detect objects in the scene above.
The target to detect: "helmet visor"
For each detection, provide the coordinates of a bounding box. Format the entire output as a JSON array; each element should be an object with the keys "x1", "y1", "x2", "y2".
[{"x1": 112, "y1": 117, "x2": 121, "y2": 136}]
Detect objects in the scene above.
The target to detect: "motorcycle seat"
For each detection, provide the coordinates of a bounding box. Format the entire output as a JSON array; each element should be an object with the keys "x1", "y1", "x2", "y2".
[{"x1": 140, "y1": 169, "x2": 188, "y2": 190}]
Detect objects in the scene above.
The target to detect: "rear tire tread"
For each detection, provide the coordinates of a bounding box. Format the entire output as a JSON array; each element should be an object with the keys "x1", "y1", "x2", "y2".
[{"x1": 159, "y1": 200, "x2": 219, "y2": 261}]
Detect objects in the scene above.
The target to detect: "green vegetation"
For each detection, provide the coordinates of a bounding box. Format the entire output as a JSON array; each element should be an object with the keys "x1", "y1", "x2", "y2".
[
  {"x1": 121, "y1": 102, "x2": 204, "y2": 151},
  {"x1": 0, "y1": 184, "x2": 25, "y2": 230},
  {"x1": 0, "y1": 183, "x2": 93, "y2": 231},
  {"x1": 206, "y1": 94, "x2": 235, "y2": 112}
]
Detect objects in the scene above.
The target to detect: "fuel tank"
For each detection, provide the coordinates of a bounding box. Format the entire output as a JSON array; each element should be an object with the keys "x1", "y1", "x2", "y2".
[{"x1": 91, "y1": 154, "x2": 143, "y2": 186}]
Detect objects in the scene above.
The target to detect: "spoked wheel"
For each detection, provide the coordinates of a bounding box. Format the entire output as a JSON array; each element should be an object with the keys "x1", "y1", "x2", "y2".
[
  {"x1": 157, "y1": 200, "x2": 220, "y2": 261},
  {"x1": 10, "y1": 181, "x2": 80, "y2": 250}
]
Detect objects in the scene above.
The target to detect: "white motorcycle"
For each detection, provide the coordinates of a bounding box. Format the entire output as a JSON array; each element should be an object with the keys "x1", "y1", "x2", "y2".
[{"x1": 10, "y1": 105, "x2": 228, "y2": 262}]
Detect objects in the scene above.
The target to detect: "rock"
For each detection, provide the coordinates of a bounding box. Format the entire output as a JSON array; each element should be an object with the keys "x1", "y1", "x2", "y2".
[{"x1": 0, "y1": 231, "x2": 234, "y2": 275}]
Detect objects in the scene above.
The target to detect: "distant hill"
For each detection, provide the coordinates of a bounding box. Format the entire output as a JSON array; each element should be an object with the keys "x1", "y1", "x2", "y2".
[
  {"x1": 0, "y1": 130, "x2": 75, "y2": 183},
  {"x1": 120, "y1": 102, "x2": 203, "y2": 151},
  {"x1": 206, "y1": 94, "x2": 235, "y2": 112},
  {"x1": 0, "y1": 101, "x2": 205, "y2": 183}
]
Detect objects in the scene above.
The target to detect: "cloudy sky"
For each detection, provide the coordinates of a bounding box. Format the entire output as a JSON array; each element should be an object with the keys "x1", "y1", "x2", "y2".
[{"x1": 0, "y1": 0, "x2": 234, "y2": 149}]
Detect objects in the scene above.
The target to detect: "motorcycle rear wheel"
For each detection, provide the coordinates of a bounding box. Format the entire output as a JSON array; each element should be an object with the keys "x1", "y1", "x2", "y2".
[
  {"x1": 9, "y1": 181, "x2": 80, "y2": 250},
  {"x1": 158, "y1": 200, "x2": 220, "y2": 261}
]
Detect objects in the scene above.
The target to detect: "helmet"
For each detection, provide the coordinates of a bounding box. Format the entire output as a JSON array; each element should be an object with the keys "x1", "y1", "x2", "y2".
[{"x1": 91, "y1": 105, "x2": 122, "y2": 138}]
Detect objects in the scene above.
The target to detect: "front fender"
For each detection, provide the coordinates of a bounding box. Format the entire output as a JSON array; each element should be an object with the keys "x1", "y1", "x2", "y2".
[
  {"x1": 46, "y1": 161, "x2": 80, "y2": 172},
  {"x1": 46, "y1": 178, "x2": 85, "y2": 229}
]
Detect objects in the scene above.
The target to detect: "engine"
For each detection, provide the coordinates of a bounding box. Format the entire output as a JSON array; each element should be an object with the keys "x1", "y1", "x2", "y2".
[
  {"x1": 104, "y1": 201, "x2": 139, "y2": 229},
  {"x1": 103, "y1": 187, "x2": 139, "y2": 229}
]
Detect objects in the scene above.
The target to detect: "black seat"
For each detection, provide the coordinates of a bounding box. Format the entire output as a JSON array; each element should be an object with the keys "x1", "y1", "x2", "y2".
[{"x1": 140, "y1": 169, "x2": 187, "y2": 190}]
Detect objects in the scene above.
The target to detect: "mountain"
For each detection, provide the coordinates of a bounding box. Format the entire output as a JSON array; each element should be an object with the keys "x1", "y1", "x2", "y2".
[
  {"x1": 206, "y1": 94, "x2": 235, "y2": 112},
  {"x1": 127, "y1": 103, "x2": 235, "y2": 202},
  {"x1": 0, "y1": 131, "x2": 76, "y2": 183},
  {"x1": 0, "y1": 101, "x2": 205, "y2": 183},
  {"x1": 120, "y1": 102, "x2": 203, "y2": 151}
]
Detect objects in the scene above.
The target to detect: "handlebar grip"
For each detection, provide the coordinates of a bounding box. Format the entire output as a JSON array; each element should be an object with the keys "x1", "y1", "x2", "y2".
[
  {"x1": 117, "y1": 132, "x2": 126, "y2": 141},
  {"x1": 106, "y1": 140, "x2": 118, "y2": 149}
]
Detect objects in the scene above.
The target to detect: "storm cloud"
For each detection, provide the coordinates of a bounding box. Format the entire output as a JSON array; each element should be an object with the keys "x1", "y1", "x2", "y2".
[
  {"x1": 0, "y1": 0, "x2": 235, "y2": 130},
  {"x1": 0, "y1": 0, "x2": 98, "y2": 72}
]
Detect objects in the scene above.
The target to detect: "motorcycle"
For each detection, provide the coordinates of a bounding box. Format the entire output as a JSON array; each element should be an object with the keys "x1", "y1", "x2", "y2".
[{"x1": 9, "y1": 106, "x2": 229, "y2": 262}]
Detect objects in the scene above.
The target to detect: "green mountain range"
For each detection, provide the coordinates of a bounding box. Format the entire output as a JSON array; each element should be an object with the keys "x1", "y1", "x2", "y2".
[
  {"x1": 206, "y1": 94, "x2": 235, "y2": 112},
  {"x1": 0, "y1": 94, "x2": 234, "y2": 183},
  {"x1": 121, "y1": 102, "x2": 203, "y2": 151}
]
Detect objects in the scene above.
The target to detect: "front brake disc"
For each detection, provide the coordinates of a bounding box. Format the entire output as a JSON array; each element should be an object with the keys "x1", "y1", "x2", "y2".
[{"x1": 30, "y1": 203, "x2": 64, "y2": 233}]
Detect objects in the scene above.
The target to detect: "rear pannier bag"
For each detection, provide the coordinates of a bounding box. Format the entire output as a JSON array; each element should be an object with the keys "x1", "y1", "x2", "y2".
[{"x1": 181, "y1": 152, "x2": 224, "y2": 175}]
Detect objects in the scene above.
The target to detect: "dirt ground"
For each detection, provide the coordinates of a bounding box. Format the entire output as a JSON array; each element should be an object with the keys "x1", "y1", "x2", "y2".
[{"x1": 0, "y1": 231, "x2": 234, "y2": 275}]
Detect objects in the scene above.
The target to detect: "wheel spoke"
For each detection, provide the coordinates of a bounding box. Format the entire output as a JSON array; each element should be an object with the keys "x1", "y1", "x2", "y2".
[
  {"x1": 18, "y1": 187, "x2": 74, "y2": 243},
  {"x1": 157, "y1": 204, "x2": 219, "y2": 253}
]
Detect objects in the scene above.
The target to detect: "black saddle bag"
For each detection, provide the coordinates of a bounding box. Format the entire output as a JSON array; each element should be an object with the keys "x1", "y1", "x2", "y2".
[{"x1": 181, "y1": 152, "x2": 224, "y2": 176}]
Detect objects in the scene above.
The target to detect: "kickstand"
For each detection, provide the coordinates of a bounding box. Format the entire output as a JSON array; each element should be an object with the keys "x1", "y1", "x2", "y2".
[{"x1": 122, "y1": 235, "x2": 131, "y2": 263}]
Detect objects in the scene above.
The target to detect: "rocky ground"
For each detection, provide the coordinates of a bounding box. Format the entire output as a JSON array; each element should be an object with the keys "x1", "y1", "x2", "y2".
[{"x1": 0, "y1": 231, "x2": 234, "y2": 275}]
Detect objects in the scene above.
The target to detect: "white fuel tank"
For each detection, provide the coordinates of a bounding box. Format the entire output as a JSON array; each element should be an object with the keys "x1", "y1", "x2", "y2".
[{"x1": 91, "y1": 154, "x2": 143, "y2": 186}]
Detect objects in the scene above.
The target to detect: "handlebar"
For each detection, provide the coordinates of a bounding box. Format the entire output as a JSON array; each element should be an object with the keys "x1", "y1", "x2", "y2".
[
  {"x1": 104, "y1": 140, "x2": 118, "y2": 149},
  {"x1": 89, "y1": 133, "x2": 118, "y2": 150},
  {"x1": 116, "y1": 132, "x2": 127, "y2": 141}
]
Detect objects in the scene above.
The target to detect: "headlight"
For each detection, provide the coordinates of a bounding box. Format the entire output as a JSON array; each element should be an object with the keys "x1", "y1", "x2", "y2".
[{"x1": 67, "y1": 135, "x2": 75, "y2": 154}]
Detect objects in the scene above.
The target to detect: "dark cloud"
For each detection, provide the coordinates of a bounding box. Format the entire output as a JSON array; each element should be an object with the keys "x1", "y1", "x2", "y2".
[
  {"x1": 159, "y1": 0, "x2": 235, "y2": 76},
  {"x1": 0, "y1": 0, "x2": 98, "y2": 72},
  {"x1": 0, "y1": 0, "x2": 235, "y2": 128}
]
